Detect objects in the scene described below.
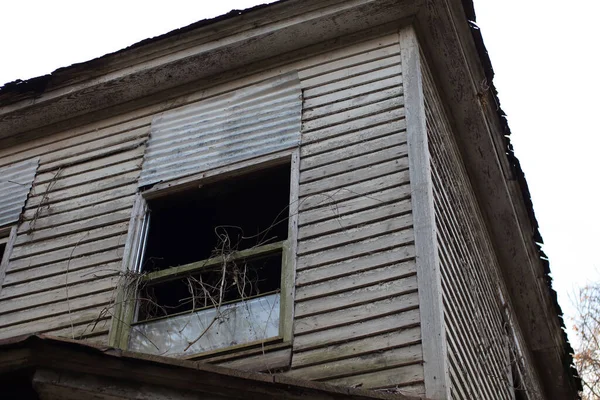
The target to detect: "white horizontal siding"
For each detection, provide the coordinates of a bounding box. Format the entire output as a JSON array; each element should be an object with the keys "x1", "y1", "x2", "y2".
[
  {"x1": 422, "y1": 57, "x2": 516, "y2": 399},
  {"x1": 287, "y1": 33, "x2": 424, "y2": 397}
]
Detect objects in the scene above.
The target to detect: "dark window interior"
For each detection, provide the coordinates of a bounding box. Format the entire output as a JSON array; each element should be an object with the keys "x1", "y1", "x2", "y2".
[
  {"x1": 137, "y1": 162, "x2": 290, "y2": 321},
  {"x1": 0, "y1": 242, "x2": 6, "y2": 262},
  {"x1": 141, "y1": 163, "x2": 290, "y2": 273}
]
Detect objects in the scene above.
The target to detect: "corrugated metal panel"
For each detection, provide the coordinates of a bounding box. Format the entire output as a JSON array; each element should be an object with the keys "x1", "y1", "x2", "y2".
[
  {"x1": 139, "y1": 72, "x2": 302, "y2": 187},
  {"x1": 0, "y1": 157, "x2": 39, "y2": 228}
]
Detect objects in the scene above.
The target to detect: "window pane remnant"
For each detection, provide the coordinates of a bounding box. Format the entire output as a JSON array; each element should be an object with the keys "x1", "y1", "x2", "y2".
[
  {"x1": 138, "y1": 251, "x2": 282, "y2": 321},
  {"x1": 129, "y1": 293, "x2": 281, "y2": 357}
]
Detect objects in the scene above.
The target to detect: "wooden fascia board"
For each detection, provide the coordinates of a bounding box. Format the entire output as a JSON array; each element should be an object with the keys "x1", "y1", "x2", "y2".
[
  {"x1": 0, "y1": 0, "x2": 421, "y2": 140},
  {"x1": 414, "y1": 0, "x2": 575, "y2": 397}
]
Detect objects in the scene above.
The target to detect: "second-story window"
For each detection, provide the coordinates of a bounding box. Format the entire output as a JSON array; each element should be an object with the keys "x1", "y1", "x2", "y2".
[{"x1": 127, "y1": 162, "x2": 292, "y2": 357}]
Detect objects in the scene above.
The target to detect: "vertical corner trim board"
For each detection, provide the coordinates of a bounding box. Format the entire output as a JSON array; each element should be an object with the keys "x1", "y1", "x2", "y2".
[{"x1": 399, "y1": 25, "x2": 450, "y2": 400}]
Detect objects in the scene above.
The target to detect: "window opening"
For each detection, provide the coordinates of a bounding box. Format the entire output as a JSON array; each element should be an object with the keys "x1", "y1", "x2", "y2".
[
  {"x1": 128, "y1": 162, "x2": 291, "y2": 356},
  {"x1": 0, "y1": 232, "x2": 9, "y2": 263}
]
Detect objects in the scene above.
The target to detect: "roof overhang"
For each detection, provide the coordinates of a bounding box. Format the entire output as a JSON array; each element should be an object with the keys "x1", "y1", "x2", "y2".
[
  {"x1": 0, "y1": 0, "x2": 420, "y2": 141},
  {"x1": 0, "y1": 335, "x2": 417, "y2": 400},
  {"x1": 0, "y1": 0, "x2": 580, "y2": 397}
]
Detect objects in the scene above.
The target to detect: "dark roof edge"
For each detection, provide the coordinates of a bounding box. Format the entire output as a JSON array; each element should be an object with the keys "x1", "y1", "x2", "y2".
[
  {"x1": 0, "y1": 334, "x2": 422, "y2": 400},
  {"x1": 460, "y1": 0, "x2": 581, "y2": 391},
  {"x1": 0, "y1": 1, "x2": 289, "y2": 102}
]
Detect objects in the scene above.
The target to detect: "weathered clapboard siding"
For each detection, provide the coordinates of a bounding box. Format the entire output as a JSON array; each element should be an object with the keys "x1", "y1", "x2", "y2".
[
  {"x1": 422, "y1": 58, "x2": 539, "y2": 399},
  {"x1": 288, "y1": 33, "x2": 425, "y2": 396},
  {"x1": 0, "y1": 31, "x2": 426, "y2": 393},
  {"x1": 0, "y1": 118, "x2": 149, "y2": 342}
]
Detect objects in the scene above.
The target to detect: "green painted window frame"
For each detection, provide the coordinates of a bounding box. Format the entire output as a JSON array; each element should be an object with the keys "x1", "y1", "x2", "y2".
[{"x1": 109, "y1": 156, "x2": 298, "y2": 356}]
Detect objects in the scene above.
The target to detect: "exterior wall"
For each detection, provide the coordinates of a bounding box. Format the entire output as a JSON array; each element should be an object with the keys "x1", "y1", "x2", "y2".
[
  {"x1": 0, "y1": 31, "x2": 424, "y2": 395},
  {"x1": 286, "y1": 33, "x2": 423, "y2": 395},
  {"x1": 0, "y1": 118, "x2": 149, "y2": 343},
  {"x1": 422, "y1": 57, "x2": 543, "y2": 399}
]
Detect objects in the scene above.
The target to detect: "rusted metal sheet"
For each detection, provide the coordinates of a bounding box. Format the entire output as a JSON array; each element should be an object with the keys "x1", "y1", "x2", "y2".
[
  {"x1": 139, "y1": 73, "x2": 301, "y2": 187},
  {"x1": 0, "y1": 157, "x2": 39, "y2": 228}
]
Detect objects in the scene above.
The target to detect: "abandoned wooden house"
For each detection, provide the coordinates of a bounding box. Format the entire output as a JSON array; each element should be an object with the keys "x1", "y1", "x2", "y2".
[{"x1": 0, "y1": 0, "x2": 581, "y2": 399}]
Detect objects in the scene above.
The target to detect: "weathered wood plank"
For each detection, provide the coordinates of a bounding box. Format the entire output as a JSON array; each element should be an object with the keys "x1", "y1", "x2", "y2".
[
  {"x1": 294, "y1": 293, "x2": 419, "y2": 335},
  {"x1": 302, "y1": 97, "x2": 404, "y2": 133},
  {"x1": 297, "y1": 245, "x2": 416, "y2": 286},
  {"x1": 298, "y1": 199, "x2": 411, "y2": 240},
  {"x1": 0, "y1": 261, "x2": 121, "y2": 300},
  {"x1": 300, "y1": 117, "x2": 405, "y2": 159},
  {"x1": 299, "y1": 158, "x2": 409, "y2": 198},
  {"x1": 324, "y1": 364, "x2": 424, "y2": 390},
  {"x1": 49, "y1": 319, "x2": 111, "y2": 341},
  {"x1": 0, "y1": 280, "x2": 116, "y2": 321},
  {"x1": 294, "y1": 309, "x2": 421, "y2": 351},
  {"x1": 300, "y1": 145, "x2": 407, "y2": 184},
  {"x1": 299, "y1": 185, "x2": 411, "y2": 227},
  {"x1": 297, "y1": 229, "x2": 414, "y2": 271},
  {"x1": 26, "y1": 170, "x2": 139, "y2": 208},
  {"x1": 0, "y1": 118, "x2": 150, "y2": 169},
  {"x1": 11, "y1": 222, "x2": 129, "y2": 260},
  {"x1": 38, "y1": 126, "x2": 148, "y2": 168},
  {"x1": 32, "y1": 159, "x2": 142, "y2": 196},
  {"x1": 297, "y1": 33, "x2": 398, "y2": 76},
  {"x1": 296, "y1": 261, "x2": 417, "y2": 301},
  {"x1": 287, "y1": 344, "x2": 422, "y2": 381},
  {"x1": 298, "y1": 42, "x2": 399, "y2": 80},
  {"x1": 298, "y1": 170, "x2": 410, "y2": 212},
  {"x1": 15, "y1": 210, "x2": 131, "y2": 246},
  {"x1": 7, "y1": 236, "x2": 126, "y2": 272},
  {"x1": 4, "y1": 249, "x2": 123, "y2": 286},
  {"x1": 297, "y1": 214, "x2": 412, "y2": 255},
  {"x1": 377, "y1": 384, "x2": 426, "y2": 397},
  {"x1": 300, "y1": 132, "x2": 407, "y2": 172},
  {"x1": 292, "y1": 327, "x2": 421, "y2": 368},
  {"x1": 295, "y1": 275, "x2": 417, "y2": 318},
  {"x1": 301, "y1": 106, "x2": 405, "y2": 144},
  {"x1": 303, "y1": 75, "x2": 401, "y2": 110},
  {"x1": 0, "y1": 291, "x2": 114, "y2": 332},
  {"x1": 301, "y1": 54, "x2": 401, "y2": 89},
  {"x1": 23, "y1": 183, "x2": 137, "y2": 219},
  {"x1": 217, "y1": 348, "x2": 292, "y2": 372},
  {"x1": 304, "y1": 65, "x2": 401, "y2": 99},
  {"x1": 35, "y1": 146, "x2": 145, "y2": 184},
  {"x1": 303, "y1": 86, "x2": 403, "y2": 122},
  {"x1": 18, "y1": 195, "x2": 135, "y2": 232}
]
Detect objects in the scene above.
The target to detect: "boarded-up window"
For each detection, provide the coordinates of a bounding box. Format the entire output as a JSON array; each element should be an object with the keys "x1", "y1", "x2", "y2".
[
  {"x1": 0, "y1": 158, "x2": 39, "y2": 228},
  {"x1": 139, "y1": 73, "x2": 302, "y2": 187}
]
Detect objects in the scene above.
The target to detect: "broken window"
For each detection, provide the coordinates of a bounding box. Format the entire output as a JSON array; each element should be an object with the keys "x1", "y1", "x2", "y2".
[{"x1": 127, "y1": 162, "x2": 292, "y2": 357}]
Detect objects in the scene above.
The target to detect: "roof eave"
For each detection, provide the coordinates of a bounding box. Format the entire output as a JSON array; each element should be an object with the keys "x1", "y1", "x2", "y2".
[{"x1": 0, "y1": 0, "x2": 421, "y2": 141}]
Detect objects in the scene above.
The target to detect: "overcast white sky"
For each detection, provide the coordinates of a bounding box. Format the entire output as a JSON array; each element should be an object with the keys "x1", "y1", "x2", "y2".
[{"x1": 1, "y1": 0, "x2": 598, "y2": 344}]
